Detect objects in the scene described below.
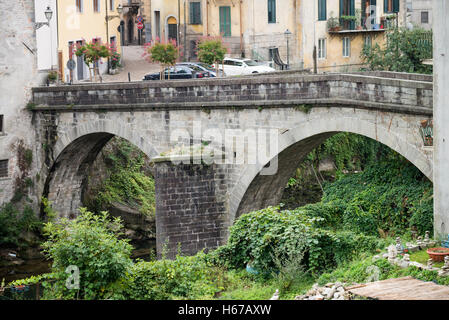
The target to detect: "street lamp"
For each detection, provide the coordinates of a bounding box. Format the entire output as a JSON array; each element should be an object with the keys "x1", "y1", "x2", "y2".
[
  {"x1": 35, "y1": 6, "x2": 54, "y2": 70},
  {"x1": 35, "y1": 5, "x2": 53, "y2": 29},
  {"x1": 284, "y1": 29, "x2": 292, "y2": 70}
]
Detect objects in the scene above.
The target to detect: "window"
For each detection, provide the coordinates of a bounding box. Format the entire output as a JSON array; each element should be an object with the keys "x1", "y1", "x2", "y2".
[
  {"x1": 340, "y1": 0, "x2": 355, "y2": 29},
  {"x1": 0, "y1": 160, "x2": 8, "y2": 178},
  {"x1": 421, "y1": 11, "x2": 429, "y2": 24},
  {"x1": 93, "y1": 0, "x2": 100, "y2": 12},
  {"x1": 0, "y1": 115, "x2": 3, "y2": 134},
  {"x1": 268, "y1": 0, "x2": 276, "y2": 23},
  {"x1": 76, "y1": 0, "x2": 83, "y2": 13},
  {"x1": 318, "y1": 38, "x2": 326, "y2": 59},
  {"x1": 219, "y1": 6, "x2": 231, "y2": 37},
  {"x1": 343, "y1": 37, "x2": 351, "y2": 57},
  {"x1": 364, "y1": 35, "x2": 372, "y2": 48},
  {"x1": 362, "y1": 0, "x2": 377, "y2": 29},
  {"x1": 110, "y1": 0, "x2": 115, "y2": 11},
  {"x1": 384, "y1": 0, "x2": 399, "y2": 13},
  {"x1": 318, "y1": 0, "x2": 327, "y2": 21},
  {"x1": 190, "y1": 2, "x2": 202, "y2": 24}
]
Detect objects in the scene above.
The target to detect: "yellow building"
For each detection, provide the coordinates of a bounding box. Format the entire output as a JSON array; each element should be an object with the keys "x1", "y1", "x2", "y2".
[
  {"x1": 300, "y1": 0, "x2": 405, "y2": 72},
  {"x1": 57, "y1": 0, "x2": 123, "y2": 82},
  {"x1": 142, "y1": 0, "x2": 300, "y2": 66}
]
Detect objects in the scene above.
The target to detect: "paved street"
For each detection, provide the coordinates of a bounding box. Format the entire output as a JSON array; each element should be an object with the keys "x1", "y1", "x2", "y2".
[{"x1": 102, "y1": 45, "x2": 161, "y2": 83}]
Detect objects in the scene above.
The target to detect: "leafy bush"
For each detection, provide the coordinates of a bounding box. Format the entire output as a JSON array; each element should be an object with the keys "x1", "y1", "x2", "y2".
[
  {"x1": 361, "y1": 27, "x2": 433, "y2": 74},
  {"x1": 41, "y1": 209, "x2": 133, "y2": 299},
  {"x1": 111, "y1": 252, "x2": 224, "y2": 300},
  {"x1": 213, "y1": 207, "x2": 383, "y2": 275}
]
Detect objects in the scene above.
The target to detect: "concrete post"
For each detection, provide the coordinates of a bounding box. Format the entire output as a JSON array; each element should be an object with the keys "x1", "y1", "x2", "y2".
[{"x1": 433, "y1": 0, "x2": 449, "y2": 239}]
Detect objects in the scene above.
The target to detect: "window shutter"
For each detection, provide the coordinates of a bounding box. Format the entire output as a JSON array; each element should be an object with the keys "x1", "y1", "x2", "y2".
[
  {"x1": 393, "y1": 0, "x2": 399, "y2": 13},
  {"x1": 190, "y1": 2, "x2": 194, "y2": 23},
  {"x1": 384, "y1": 0, "x2": 389, "y2": 12},
  {"x1": 318, "y1": 0, "x2": 327, "y2": 21},
  {"x1": 340, "y1": 0, "x2": 344, "y2": 16}
]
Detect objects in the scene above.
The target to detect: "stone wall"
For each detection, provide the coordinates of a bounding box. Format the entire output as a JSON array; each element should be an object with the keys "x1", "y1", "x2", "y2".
[
  {"x1": 32, "y1": 73, "x2": 433, "y2": 114},
  {"x1": 0, "y1": 0, "x2": 45, "y2": 207},
  {"x1": 154, "y1": 160, "x2": 229, "y2": 258}
]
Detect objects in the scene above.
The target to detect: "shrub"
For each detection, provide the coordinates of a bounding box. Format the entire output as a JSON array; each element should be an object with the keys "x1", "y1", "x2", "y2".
[
  {"x1": 112, "y1": 252, "x2": 223, "y2": 300},
  {"x1": 41, "y1": 209, "x2": 133, "y2": 299},
  {"x1": 215, "y1": 206, "x2": 382, "y2": 275}
]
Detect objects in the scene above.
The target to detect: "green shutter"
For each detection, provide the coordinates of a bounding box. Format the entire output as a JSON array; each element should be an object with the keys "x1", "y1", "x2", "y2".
[
  {"x1": 393, "y1": 0, "x2": 399, "y2": 13},
  {"x1": 190, "y1": 2, "x2": 202, "y2": 24},
  {"x1": 384, "y1": 0, "x2": 388, "y2": 12},
  {"x1": 318, "y1": 0, "x2": 327, "y2": 21},
  {"x1": 268, "y1": 0, "x2": 276, "y2": 23},
  {"x1": 220, "y1": 6, "x2": 231, "y2": 37}
]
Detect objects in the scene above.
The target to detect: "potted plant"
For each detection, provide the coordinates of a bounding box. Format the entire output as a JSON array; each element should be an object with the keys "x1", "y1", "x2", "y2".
[
  {"x1": 427, "y1": 247, "x2": 449, "y2": 262},
  {"x1": 327, "y1": 15, "x2": 341, "y2": 32},
  {"x1": 47, "y1": 70, "x2": 58, "y2": 85},
  {"x1": 340, "y1": 15, "x2": 357, "y2": 30}
]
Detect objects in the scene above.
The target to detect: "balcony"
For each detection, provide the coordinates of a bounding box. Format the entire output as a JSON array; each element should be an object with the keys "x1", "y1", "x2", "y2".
[{"x1": 327, "y1": 14, "x2": 397, "y2": 34}]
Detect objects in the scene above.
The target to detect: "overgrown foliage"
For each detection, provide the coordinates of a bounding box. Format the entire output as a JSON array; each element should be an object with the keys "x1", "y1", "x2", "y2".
[
  {"x1": 0, "y1": 203, "x2": 42, "y2": 247},
  {"x1": 210, "y1": 206, "x2": 385, "y2": 275},
  {"x1": 361, "y1": 27, "x2": 433, "y2": 74},
  {"x1": 87, "y1": 138, "x2": 155, "y2": 217}
]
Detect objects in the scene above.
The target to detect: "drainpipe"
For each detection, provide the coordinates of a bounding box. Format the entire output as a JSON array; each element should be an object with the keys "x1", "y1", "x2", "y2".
[
  {"x1": 184, "y1": 0, "x2": 187, "y2": 61},
  {"x1": 240, "y1": 0, "x2": 243, "y2": 57},
  {"x1": 206, "y1": 0, "x2": 209, "y2": 35},
  {"x1": 105, "y1": 0, "x2": 110, "y2": 74}
]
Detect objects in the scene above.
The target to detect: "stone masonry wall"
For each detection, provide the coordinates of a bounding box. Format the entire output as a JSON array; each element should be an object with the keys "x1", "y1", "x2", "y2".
[
  {"x1": 0, "y1": 0, "x2": 45, "y2": 208},
  {"x1": 154, "y1": 161, "x2": 229, "y2": 258}
]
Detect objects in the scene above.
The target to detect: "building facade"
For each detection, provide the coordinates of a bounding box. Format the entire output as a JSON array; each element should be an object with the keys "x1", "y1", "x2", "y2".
[
  {"x1": 406, "y1": 0, "x2": 432, "y2": 30},
  {"x1": 57, "y1": 0, "x2": 123, "y2": 82},
  {"x1": 35, "y1": 0, "x2": 58, "y2": 71},
  {"x1": 300, "y1": 0, "x2": 406, "y2": 72}
]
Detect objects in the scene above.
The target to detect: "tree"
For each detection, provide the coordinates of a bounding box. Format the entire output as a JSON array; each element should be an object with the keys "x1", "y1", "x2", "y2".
[
  {"x1": 361, "y1": 27, "x2": 433, "y2": 74},
  {"x1": 143, "y1": 39, "x2": 180, "y2": 80},
  {"x1": 196, "y1": 36, "x2": 228, "y2": 77},
  {"x1": 75, "y1": 40, "x2": 112, "y2": 82}
]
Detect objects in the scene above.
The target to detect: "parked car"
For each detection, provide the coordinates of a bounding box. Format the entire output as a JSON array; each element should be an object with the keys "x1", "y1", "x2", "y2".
[
  {"x1": 177, "y1": 62, "x2": 226, "y2": 77},
  {"x1": 143, "y1": 65, "x2": 209, "y2": 80},
  {"x1": 214, "y1": 58, "x2": 276, "y2": 76}
]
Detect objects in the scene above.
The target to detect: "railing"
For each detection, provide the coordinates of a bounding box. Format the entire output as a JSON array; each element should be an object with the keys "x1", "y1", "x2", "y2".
[{"x1": 416, "y1": 30, "x2": 433, "y2": 59}]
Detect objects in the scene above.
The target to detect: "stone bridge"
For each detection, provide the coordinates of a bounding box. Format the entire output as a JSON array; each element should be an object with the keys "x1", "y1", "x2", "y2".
[{"x1": 31, "y1": 71, "x2": 433, "y2": 257}]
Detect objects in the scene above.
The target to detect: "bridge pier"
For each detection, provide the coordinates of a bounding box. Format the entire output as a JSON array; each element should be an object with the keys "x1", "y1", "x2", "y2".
[
  {"x1": 153, "y1": 156, "x2": 230, "y2": 258},
  {"x1": 433, "y1": 0, "x2": 449, "y2": 239}
]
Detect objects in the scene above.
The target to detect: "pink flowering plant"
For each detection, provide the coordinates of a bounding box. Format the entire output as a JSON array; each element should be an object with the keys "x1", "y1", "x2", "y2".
[
  {"x1": 142, "y1": 38, "x2": 180, "y2": 80},
  {"x1": 75, "y1": 39, "x2": 112, "y2": 81},
  {"x1": 196, "y1": 36, "x2": 228, "y2": 76}
]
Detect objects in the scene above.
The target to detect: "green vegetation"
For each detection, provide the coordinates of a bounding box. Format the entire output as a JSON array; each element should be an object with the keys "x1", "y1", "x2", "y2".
[
  {"x1": 0, "y1": 203, "x2": 42, "y2": 247},
  {"x1": 361, "y1": 27, "x2": 433, "y2": 74},
  {"x1": 318, "y1": 256, "x2": 449, "y2": 287},
  {"x1": 7, "y1": 134, "x2": 436, "y2": 300},
  {"x1": 39, "y1": 209, "x2": 133, "y2": 300},
  {"x1": 87, "y1": 138, "x2": 155, "y2": 218},
  {"x1": 409, "y1": 249, "x2": 444, "y2": 268}
]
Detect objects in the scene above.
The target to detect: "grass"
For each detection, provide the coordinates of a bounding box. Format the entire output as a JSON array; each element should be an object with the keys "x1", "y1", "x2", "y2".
[
  {"x1": 409, "y1": 248, "x2": 444, "y2": 268},
  {"x1": 215, "y1": 269, "x2": 315, "y2": 300}
]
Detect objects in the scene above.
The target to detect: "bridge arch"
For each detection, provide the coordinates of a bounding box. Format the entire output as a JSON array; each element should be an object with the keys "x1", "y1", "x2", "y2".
[
  {"x1": 229, "y1": 113, "x2": 433, "y2": 224},
  {"x1": 43, "y1": 118, "x2": 160, "y2": 218}
]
